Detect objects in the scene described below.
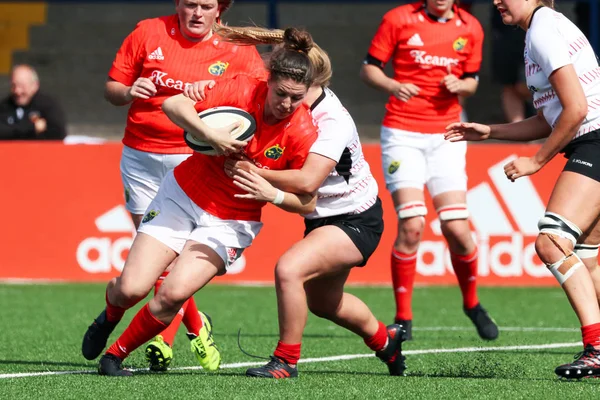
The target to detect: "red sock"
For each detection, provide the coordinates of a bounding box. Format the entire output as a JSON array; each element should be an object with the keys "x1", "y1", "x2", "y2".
[
  {"x1": 182, "y1": 297, "x2": 203, "y2": 336},
  {"x1": 105, "y1": 290, "x2": 126, "y2": 323},
  {"x1": 273, "y1": 341, "x2": 301, "y2": 365},
  {"x1": 582, "y1": 323, "x2": 600, "y2": 348},
  {"x1": 106, "y1": 304, "x2": 168, "y2": 360},
  {"x1": 450, "y1": 248, "x2": 479, "y2": 309},
  {"x1": 391, "y1": 249, "x2": 417, "y2": 321},
  {"x1": 154, "y1": 271, "x2": 170, "y2": 295},
  {"x1": 157, "y1": 301, "x2": 187, "y2": 346},
  {"x1": 364, "y1": 321, "x2": 388, "y2": 352},
  {"x1": 153, "y1": 272, "x2": 186, "y2": 346}
]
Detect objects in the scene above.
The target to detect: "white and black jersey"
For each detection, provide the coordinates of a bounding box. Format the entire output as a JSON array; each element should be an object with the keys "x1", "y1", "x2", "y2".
[
  {"x1": 304, "y1": 88, "x2": 379, "y2": 219},
  {"x1": 524, "y1": 6, "x2": 600, "y2": 138}
]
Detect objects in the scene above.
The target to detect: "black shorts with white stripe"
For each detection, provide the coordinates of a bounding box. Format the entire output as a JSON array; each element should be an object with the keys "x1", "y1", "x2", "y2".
[
  {"x1": 303, "y1": 198, "x2": 384, "y2": 266},
  {"x1": 562, "y1": 129, "x2": 600, "y2": 183}
]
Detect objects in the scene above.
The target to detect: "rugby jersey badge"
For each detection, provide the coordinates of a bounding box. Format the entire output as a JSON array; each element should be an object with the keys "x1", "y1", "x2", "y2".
[
  {"x1": 264, "y1": 144, "x2": 285, "y2": 160},
  {"x1": 453, "y1": 37, "x2": 467, "y2": 52},
  {"x1": 388, "y1": 161, "x2": 401, "y2": 175},
  {"x1": 142, "y1": 209, "x2": 160, "y2": 223},
  {"x1": 208, "y1": 61, "x2": 229, "y2": 76}
]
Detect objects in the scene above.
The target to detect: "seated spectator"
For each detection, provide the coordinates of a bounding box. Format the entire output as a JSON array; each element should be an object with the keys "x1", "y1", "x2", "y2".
[
  {"x1": 0, "y1": 64, "x2": 67, "y2": 140},
  {"x1": 490, "y1": 6, "x2": 532, "y2": 123}
]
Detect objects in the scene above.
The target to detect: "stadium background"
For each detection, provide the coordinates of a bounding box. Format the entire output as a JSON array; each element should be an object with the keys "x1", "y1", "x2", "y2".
[
  {"x1": 4, "y1": 2, "x2": 600, "y2": 396},
  {"x1": 0, "y1": 0, "x2": 599, "y2": 285}
]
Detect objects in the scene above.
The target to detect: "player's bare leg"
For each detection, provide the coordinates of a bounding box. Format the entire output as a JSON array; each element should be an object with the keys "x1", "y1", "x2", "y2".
[
  {"x1": 82, "y1": 233, "x2": 176, "y2": 361},
  {"x1": 246, "y1": 226, "x2": 405, "y2": 378},
  {"x1": 390, "y1": 187, "x2": 426, "y2": 340},
  {"x1": 433, "y1": 190, "x2": 498, "y2": 340},
  {"x1": 576, "y1": 215, "x2": 600, "y2": 305},
  {"x1": 536, "y1": 172, "x2": 600, "y2": 379},
  {"x1": 98, "y1": 240, "x2": 223, "y2": 376}
]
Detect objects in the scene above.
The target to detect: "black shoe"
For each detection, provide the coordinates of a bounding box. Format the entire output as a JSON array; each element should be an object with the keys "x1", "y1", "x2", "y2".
[
  {"x1": 464, "y1": 304, "x2": 499, "y2": 341},
  {"x1": 246, "y1": 356, "x2": 298, "y2": 379},
  {"x1": 98, "y1": 354, "x2": 133, "y2": 377},
  {"x1": 394, "y1": 319, "x2": 412, "y2": 341},
  {"x1": 555, "y1": 345, "x2": 600, "y2": 379},
  {"x1": 82, "y1": 309, "x2": 118, "y2": 360},
  {"x1": 376, "y1": 324, "x2": 407, "y2": 376}
]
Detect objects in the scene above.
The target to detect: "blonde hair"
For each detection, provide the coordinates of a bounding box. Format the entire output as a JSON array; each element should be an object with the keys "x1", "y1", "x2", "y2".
[
  {"x1": 215, "y1": 24, "x2": 333, "y2": 87},
  {"x1": 540, "y1": 0, "x2": 555, "y2": 8}
]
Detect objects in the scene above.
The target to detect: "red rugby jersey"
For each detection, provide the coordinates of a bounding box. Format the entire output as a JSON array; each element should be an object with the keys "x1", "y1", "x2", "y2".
[
  {"x1": 368, "y1": 3, "x2": 484, "y2": 133},
  {"x1": 109, "y1": 15, "x2": 267, "y2": 154},
  {"x1": 174, "y1": 75, "x2": 318, "y2": 221}
]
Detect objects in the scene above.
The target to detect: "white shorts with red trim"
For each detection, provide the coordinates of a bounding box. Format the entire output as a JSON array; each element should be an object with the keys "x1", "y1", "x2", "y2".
[
  {"x1": 138, "y1": 170, "x2": 263, "y2": 269},
  {"x1": 120, "y1": 145, "x2": 192, "y2": 214},
  {"x1": 380, "y1": 127, "x2": 467, "y2": 197}
]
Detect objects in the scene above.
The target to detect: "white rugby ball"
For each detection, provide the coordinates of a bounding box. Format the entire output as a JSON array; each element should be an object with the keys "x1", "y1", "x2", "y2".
[{"x1": 184, "y1": 106, "x2": 256, "y2": 155}]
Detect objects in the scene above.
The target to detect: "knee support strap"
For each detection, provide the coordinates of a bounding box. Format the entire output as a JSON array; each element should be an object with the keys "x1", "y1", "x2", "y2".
[
  {"x1": 574, "y1": 244, "x2": 600, "y2": 259},
  {"x1": 437, "y1": 203, "x2": 469, "y2": 221},
  {"x1": 396, "y1": 201, "x2": 427, "y2": 219},
  {"x1": 538, "y1": 212, "x2": 582, "y2": 247},
  {"x1": 547, "y1": 252, "x2": 584, "y2": 285}
]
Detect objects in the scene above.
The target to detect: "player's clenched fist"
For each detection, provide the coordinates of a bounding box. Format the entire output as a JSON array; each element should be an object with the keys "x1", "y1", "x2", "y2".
[
  {"x1": 127, "y1": 77, "x2": 157, "y2": 100},
  {"x1": 440, "y1": 74, "x2": 463, "y2": 94},
  {"x1": 441, "y1": 65, "x2": 463, "y2": 94},
  {"x1": 503, "y1": 157, "x2": 542, "y2": 182},
  {"x1": 390, "y1": 81, "x2": 420, "y2": 102}
]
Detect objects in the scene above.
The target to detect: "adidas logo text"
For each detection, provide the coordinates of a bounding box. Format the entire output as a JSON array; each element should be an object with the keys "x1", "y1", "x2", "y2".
[
  {"x1": 407, "y1": 33, "x2": 424, "y2": 46},
  {"x1": 76, "y1": 203, "x2": 248, "y2": 276},
  {"x1": 76, "y1": 205, "x2": 134, "y2": 274},
  {"x1": 148, "y1": 47, "x2": 165, "y2": 60}
]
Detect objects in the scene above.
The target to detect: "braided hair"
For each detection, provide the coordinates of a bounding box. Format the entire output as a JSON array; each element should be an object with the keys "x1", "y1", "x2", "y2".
[{"x1": 216, "y1": 25, "x2": 332, "y2": 87}]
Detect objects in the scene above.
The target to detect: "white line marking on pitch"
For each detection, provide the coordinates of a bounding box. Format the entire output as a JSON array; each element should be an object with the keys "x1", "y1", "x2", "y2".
[
  {"x1": 415, "y1": 326, "x2": 579, "y2": 333},
  {"x1": 0, "y1": 341, "x2": 582, "y2": 379}
]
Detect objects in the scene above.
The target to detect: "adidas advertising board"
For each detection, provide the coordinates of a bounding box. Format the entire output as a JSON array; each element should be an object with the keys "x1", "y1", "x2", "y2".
[
  {"x1": 75, "y1": 205, "x2": 246, "y2": 275},
  {"x1": 418, "y1": 155, "x2": 550, "y2": 280},
  {"x1": 0, "y1": 142, "x2": 566, "y2": 286}
]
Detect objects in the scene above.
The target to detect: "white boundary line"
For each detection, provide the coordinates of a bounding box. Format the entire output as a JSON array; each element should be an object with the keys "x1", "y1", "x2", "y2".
[
  {"x1": 0, "y1": 341, "x2": 582, "y2": 380},
  {"x1": 414, "y1": 326, "x2": 579, "y2": 332}
]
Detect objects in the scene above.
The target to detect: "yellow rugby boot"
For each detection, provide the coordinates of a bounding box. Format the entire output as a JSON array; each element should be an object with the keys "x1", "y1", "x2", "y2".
[
  {"x1": 188, "y1": 312, "x2": 221, "y2": 371},
  {"x1": 145, "y1": 335, "x2": 173, "y2": 372}
]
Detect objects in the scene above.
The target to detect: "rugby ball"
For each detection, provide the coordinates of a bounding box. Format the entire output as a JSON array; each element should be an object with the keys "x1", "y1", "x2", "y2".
[{"x1": 184, "y1": 106, "x2": 256, "y2": 155}]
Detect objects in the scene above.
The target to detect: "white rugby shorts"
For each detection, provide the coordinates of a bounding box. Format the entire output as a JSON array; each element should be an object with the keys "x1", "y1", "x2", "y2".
[
  {"x1": 120, "y1": 145, "x2": 192, "y2": 214},
  {"x1": 380, "y1": 127, "x2": 467, "y2": 197},
  {"x1": 137, "y1": 171, "x2": 263, "y2": 270}
]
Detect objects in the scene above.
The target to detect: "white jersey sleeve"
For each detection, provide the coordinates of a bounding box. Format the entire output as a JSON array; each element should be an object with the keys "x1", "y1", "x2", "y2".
[
  {"x1": 525, "y1": 7, "x2": 600, "y2": 137},
  {"x1": 309, "y1": 114, "x2": 353, "y2": 162},
  {"x1": 304, "y1": 88, "x2": 379, "y2": 219},
  {"x1": 529, "y1": 16, "x2": 571, "y2": 78}
]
